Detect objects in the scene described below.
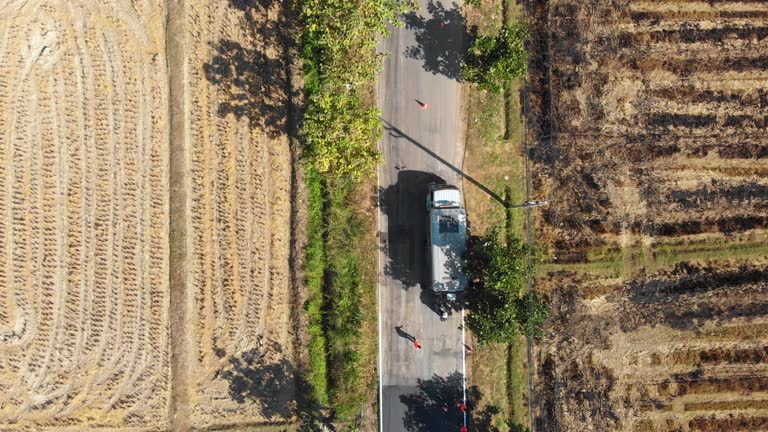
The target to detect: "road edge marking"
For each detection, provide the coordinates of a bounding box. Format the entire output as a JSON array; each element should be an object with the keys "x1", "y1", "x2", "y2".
[{"x1": 462, "y1": 307, "x2": 467, "y2": 427}]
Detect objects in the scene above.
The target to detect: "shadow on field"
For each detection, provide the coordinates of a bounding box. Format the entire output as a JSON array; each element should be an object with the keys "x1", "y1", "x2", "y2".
[
  {"x1": 403, "y1": 0, "x2": 475, "y2": 81},
  {"x1": 400, "y1": 371, "x2": 503, "y2": 431},
  {"x1": 218, "y1": 341, "x2": 296, "y2": 418},
  {"x1": 204, "y1": 0, "x2": 297, "y2": 138}
]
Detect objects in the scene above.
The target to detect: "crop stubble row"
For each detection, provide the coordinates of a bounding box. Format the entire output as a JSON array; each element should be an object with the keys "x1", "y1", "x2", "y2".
[
  {"x1": 0, "y1": 1, "x2": 293, "y2": 430},
  {"x1": 535, "y1": 264, "x2": 768, "y2": 432},
  {"x1": 530, "y1": 0, "x2": 768, "y2": 251},
  {"x1": 0, "y1": 1, "x2": 170, "y2": 429},
  {"x1": 184, "y1": 1, "x2": 293, "y2": 428},
  {"x1": 528, "y1": 0, "x2": 768, "y2": 430}
]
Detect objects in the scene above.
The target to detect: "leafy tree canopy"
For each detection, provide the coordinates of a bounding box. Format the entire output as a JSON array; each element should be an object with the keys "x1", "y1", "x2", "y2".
[
  {"x1": 463, "y1": 22, "x2": 529, "y2": 93},
  {"x1": 464, "y1": 227, "x2": 548, "y2": 344},
  {"x1": 301, "y1": 0, "x2": 416, "y2": 85}
]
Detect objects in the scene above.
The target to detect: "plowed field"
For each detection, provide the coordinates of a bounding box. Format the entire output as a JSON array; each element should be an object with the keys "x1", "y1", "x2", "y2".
[
  {"x1": 0, "y1": 1, "x2": 170, "y2": 429},
  {"x1": 0, "y1": 1, "x2": 295, "y2": 430},
  {"x1": 182, "y1": 1, "x2": 295, "y2": 429},
  {"x1": 526, "y1": 0, "x2": 768, "y2": 430}
]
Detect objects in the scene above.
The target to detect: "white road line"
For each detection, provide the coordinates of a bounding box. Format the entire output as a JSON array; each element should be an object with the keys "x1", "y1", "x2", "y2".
[
  {"x1": 377, "y1": 167, "x2": 384, "y2": 432},
  {"x1": 462, "y1": 306, "x2": 467, "y2": 427}
]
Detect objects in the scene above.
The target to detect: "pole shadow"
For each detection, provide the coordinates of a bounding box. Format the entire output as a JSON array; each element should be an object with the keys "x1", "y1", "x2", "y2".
[
  {"x1": 382, "y1": 119, "x2": 507, "y2": 205},
  {"x1": 403, "y1": 0, "x2": 476, "y2": 81}
]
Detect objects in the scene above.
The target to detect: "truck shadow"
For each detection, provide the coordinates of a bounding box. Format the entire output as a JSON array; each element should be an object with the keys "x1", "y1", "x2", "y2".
[{"x1": 379, "y1": 170, "x2": 446, "y2": 292}]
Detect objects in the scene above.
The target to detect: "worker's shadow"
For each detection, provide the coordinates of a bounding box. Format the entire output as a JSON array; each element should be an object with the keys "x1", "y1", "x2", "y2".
[{"x1": 378, "y1": 170, "x2": 446, "y2": 291}]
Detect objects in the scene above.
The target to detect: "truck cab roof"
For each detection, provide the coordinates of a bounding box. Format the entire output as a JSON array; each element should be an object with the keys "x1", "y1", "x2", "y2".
[{"x1": 428, "y1": 185, "x2": 462, "y2": 210}]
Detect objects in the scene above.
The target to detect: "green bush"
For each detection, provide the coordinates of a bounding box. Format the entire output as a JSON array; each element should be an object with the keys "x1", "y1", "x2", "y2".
[
  {"x1": 298, "y1": 0, "x2": 415, "y2": 423},
  {"x1": 464, "y1": 227, "x2": 548, "y2": 344},
  {"x1": 305, "y1": 168, "x2": 329, "y2": 405},
  {"x1": 464, "y1": 23, "x2": 529, "y2": 93},
  {"x1": 302, "y1": 90, "x2": 383, "y2": 180}
]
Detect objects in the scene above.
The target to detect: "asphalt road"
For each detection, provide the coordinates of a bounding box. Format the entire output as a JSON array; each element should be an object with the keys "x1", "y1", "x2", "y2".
[{"x1": 377, "y1": 1, "x2": 467, "y2": 431}]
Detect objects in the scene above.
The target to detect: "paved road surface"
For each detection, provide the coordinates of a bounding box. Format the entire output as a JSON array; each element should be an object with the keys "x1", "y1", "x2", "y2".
[{"x1": 377, "y1": 2, "x2": 466, "y2": 431}]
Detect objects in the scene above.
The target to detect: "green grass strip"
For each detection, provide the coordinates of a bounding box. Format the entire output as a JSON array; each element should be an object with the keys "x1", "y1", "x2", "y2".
[{"x1": 305, "y1": 168, "x2": 329, "y2": 406}]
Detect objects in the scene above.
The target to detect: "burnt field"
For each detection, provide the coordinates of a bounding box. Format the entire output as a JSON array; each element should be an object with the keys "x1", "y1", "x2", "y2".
[{"x1": 525, "y1": 0, "x2": 768, "y2": 430}]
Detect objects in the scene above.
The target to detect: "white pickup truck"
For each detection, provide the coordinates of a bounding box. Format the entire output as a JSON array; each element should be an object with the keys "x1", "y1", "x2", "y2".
[{"x1": 426, "y1": 184, "x2": 468, "y2": 303}]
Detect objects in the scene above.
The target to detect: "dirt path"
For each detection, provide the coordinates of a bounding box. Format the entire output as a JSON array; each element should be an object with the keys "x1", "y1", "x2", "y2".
[{"x1": 166, "y1": 0, "x2": 191, "y2": 430}]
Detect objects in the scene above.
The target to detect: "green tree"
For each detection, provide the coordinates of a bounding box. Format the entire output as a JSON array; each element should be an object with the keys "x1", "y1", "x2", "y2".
[
  {"x1": 506, "y1": 421, "x2": 531, "y2": 432},
  {"x1": 463, "y1": 23, "x2": 529, "y2": 93},
  {"x1": 463, "y1": 227, "x2": 548, "y2": 344},
  {"x1": 515, "y1": 290, "x2": 549, "y2": 337},
  {"x1": 302, "y1": 90, "x2": 382, "y2": 180},
  {"x1": 301, "y1": 0, "x2": 415, "y2": 86}
]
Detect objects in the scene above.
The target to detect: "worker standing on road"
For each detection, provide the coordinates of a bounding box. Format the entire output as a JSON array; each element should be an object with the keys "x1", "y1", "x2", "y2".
[{"x1": 414, "y1": 339, "x2": 421, "y2": 350}]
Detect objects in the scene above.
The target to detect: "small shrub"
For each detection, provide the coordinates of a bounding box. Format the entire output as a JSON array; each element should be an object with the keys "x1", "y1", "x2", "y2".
[{"x1": 464, "y1": 23, "x2": 529, "y2": 93}]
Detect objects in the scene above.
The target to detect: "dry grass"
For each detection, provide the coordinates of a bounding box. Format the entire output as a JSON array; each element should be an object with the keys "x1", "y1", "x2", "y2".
[
  {"x1": 526, "y1": 0, "x2": 768, "y2": 429},
  {"x1": 0, "y1": 2, "x2": 170, "y2": 429},
  {"x1": 462, "y1": 0, "x2": 532, "y2": 429},
  {"x1": 0, "y1": 1, "x2": 297, "y2": 430}
]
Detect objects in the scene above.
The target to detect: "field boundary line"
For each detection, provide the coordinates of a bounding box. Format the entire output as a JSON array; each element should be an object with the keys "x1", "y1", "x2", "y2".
[{"x1": 166, "y1": 0, "x2": 191, "y2": 430}]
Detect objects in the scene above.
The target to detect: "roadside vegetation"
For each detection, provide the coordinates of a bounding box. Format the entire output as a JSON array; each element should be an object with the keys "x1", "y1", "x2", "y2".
[
  {"x1": 460, "y1": 0, "x2": 542, "y2": 430},
  {"x1": 465, "y1": 227, "x2": 548, "y2": 345},
  {"x1": 464, "y1": 22, "x2": 529, "y2": 93},
  {"x1": 298, "y1": 0, "x2": 414, "y2": 427}
]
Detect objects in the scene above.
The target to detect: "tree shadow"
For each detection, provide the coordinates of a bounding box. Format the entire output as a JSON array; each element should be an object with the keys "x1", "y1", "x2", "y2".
[
  {"x1": 217, "y1": 341, "x2": 296, "y2": 418},
  {"x1": 204, "y1": 0, "x2": 296, "y2": 138},
  {"x1": 400, "y1": 371, "x2": 499, "y2": 431},
  {"x1": 403, "y1": 0, "x2": 475, "y2": 81},
  {"x1": 379, "y1": 170, "x2": 447, "y2": 291}
]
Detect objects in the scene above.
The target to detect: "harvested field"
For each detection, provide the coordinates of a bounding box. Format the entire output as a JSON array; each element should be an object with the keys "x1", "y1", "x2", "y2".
[
  {"x1": 535, "y1": 263, "x2": 768, "y2": 432},
  {"x1": 182, "y1": 1, "x2": 295, "y2": 429},
  {"x1": 525, "y1": 0, "x2": 768, "y2": 430},
  {"x1": 528, "y1": 0, "x2": 768, "y2": 252},
  {"x1": 0, "y1": 0, "x2": 296, "y2": 430},
  {"x1": 0, "y1": 1, "x2": 170, "y2": 429}
]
